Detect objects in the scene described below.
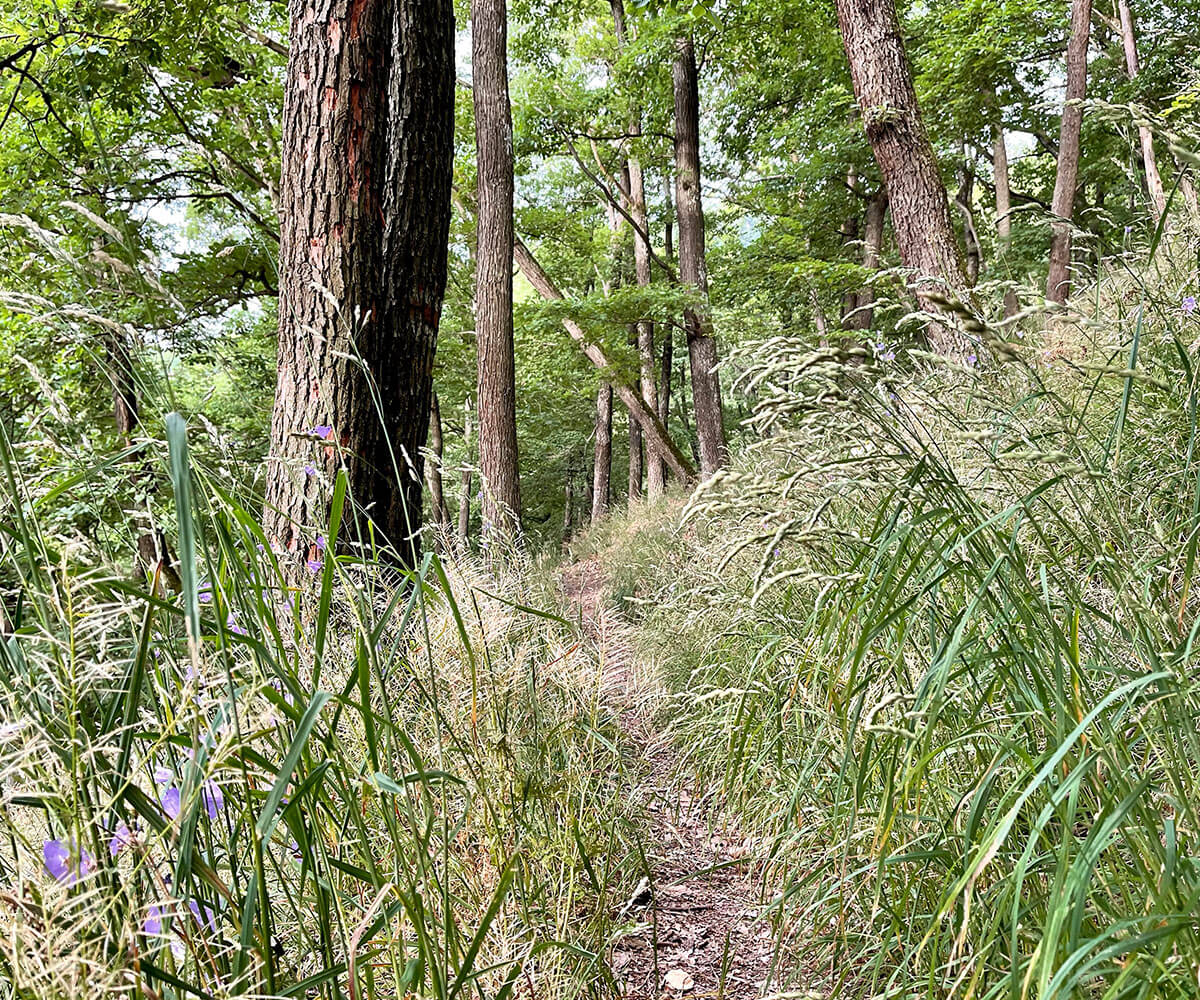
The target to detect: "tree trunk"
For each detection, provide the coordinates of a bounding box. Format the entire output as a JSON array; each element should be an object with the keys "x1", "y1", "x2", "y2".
[
  {"x1": 1046, "y1": 0, "x2": 1092, "y2": 304},
  {"x1": 458, "y1": 396, "x2": 473, "y2": 546},
  {"x1": 426, "y1": 391, "x2": 451, "y2": 534},
  {"x1": 850, "y1": 190, "x2": 887, "y2": 330},
  {"x1": 628, "y1": 412, "x2": 643, "y2": 501},
  {"x1": 266, "y1": 0, "x2": 454, "y2": 570},
  {"x1": 993, "y1": 118, "x2": 1022, "y2": 318},
  {"x1": 562, "y1": 463, "x2": 574, "y2": 548},
  {"x1": 473, "y1": 0, "x2": 522, "y2": 544},
  {"x1": 1116, "y1": 0, "x2": 1166, "y2": 221},
  {"x1": 592, "y1": 382, "x2": 612, "y2": 521},
  {"x1": 833, "y1": 0, "x2": 971, "y2": 353},
  {"x1": 955, "y1": 155, "x2": 982, "y2": 285},
  {"x1": 673, "y1": 35, "x2": 727, "y2": 477},
  {"x1": 657, "y1": 171, "x2": 674, "y2": 486},
  {"x1": 512, "y1": 236, "x2": 697, "y2": 481}
]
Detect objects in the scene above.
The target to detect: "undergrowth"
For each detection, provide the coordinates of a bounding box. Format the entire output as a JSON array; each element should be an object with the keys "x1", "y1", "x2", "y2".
[{"x1": 576, "y1": 241, "x2": 1200, "y2": 998}]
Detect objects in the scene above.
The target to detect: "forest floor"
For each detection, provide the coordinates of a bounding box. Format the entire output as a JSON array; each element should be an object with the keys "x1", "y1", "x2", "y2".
[{"x1": 560, "y1": 559, "x2": 781, "y2": 1000}]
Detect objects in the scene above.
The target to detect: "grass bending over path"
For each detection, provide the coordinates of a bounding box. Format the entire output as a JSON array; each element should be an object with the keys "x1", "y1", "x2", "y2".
[
  {"x1": 573, "y1": 324, "x2": 1200, "y2": 998},
  {"x1": 0, "y1": 428, "x2": 649, "y2": 999}
]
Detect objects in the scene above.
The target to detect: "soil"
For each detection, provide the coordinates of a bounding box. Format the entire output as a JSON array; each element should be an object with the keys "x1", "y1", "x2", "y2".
[{"x1": 560, "y1": 558, "x2": 780, "y2": 1000}]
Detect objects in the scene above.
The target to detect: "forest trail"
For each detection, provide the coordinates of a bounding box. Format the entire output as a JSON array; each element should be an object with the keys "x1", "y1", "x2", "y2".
[{"x1": 560, "y1": 559, "x2": 781, "y2": 1000}]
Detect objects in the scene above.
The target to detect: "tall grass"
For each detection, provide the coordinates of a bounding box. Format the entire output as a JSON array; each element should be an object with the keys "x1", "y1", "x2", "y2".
[
  {"x1": 584, "y1": 252, "x2": 1200, "y2": 997},
  {"x1": 0, "y1": 413, "x2": 640, "y2": 999}
]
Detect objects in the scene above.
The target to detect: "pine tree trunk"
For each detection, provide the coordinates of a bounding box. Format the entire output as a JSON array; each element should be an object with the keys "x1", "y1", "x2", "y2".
[
  {"x1": 458, "y1": 397, "x2": 473, "y2": 546},
  {"x1": 833, "y1": 0, "x2": 971, "y2": 354},
  {"x1": 592, "y1": 382, "x2": 612, "y2": 521},
  {"x1": 1116, "y1": 0, "x2": 1166, "y2": 221},
  {"x1": 673, "y1": 35, "x2": 727, "y2": 477},
  {"x1": 427, "y1": 391, "x2": 451, "y2": 534},
  {"x1": 266, "y1": 0, "x2": 454, "y2": 570},
  {"x1": 993, "y1": 117, "x2": 1022, "y2": 318},
  {"x1": 1046, "y1": 0, "x2": 1093, "y2": 304},
  {"x1": 473, "y1": 0, "x2": 522, "y2": 544},
  {"x1": 850, "y1": 190, "x2": 887, "y2": 330}
]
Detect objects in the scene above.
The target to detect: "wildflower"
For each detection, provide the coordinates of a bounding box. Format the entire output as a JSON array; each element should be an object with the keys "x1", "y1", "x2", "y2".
[
  {"x1": 161, "y1": 786, "x2": 181, "y2": 820},
  {"x1": 189, "y1": 898, "x2": 219, "y2": 933},
  {"x1": 43, "y1": 839, "x2": 94, "y2": 885},
  {"x1": 144, "y1": 904, "x2": 163, "y2": 935},
  {"x1": 304, "y1": 463, "x2": 317, "y2": 477},
  {"x1": 315, "y1": 535, "x2": 326, "y2": 552},
  {"x1": 966, "y1": 353, "x2": 978, "y2": 367},
  {"x1": 198, "y1": 582, "x2": 213, "y2": 605},
  {"x1": 108, "y1": 821, "x2": 134, "y2": 857},
  {"x1": 1184, "y1": 295, "x2": 1196, "y2": 314},
  {"x1": 200, "y1": 782, "x2": 225, "y2": 820},
  {"x1": 306, "y1": 557, "x2": 323, "y2": 574},
  {"x1": 311, "y1": 424, "x2": 333, "y2": 440},
  {"x1": 226, "y1": 612, "x2": 248, "y2": 637}
]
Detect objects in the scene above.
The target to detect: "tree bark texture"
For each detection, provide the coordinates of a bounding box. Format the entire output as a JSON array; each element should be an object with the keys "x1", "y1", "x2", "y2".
[
  {"x1": 512, "y1": 235, "x2": 697, "y2": 481},
  {"x1": 266, "y1": 0, "x2": 454, "y2": 569},
  {"x1": 850, "y1": 189, "x2": 887, "y2": 330},
  {"x1": 833, "y1": 0, "x2": 971, "y2": 352},
  {"x1": 1046, "y1": 0, "x2": 1092, "y2": 304},
  {"x1": 955, "y1": 157, "x2": 981, "y2": 285},
  {"x1": 1116, "y1": 0, "x2": 1166, "y2": 221},
  {"x1": 426, "y1": 391, "x2": 451, "y2": 533},
  {"x1": 592, "y1": 381, "x2": 612, "y2": 521},
  {"x1": 673, "y1": 35, "x2": 727, "y2": 477},
  {"x1": 473, "y1": 0, "x2": 522, "y2": 545},
  {"x1": 458, "y1": 396, "x2": 472, "y2": 546}
]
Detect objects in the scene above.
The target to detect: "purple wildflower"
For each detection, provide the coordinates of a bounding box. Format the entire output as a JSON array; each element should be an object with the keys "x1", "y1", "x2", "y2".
[
  {"x1": 306, "y1": 557, "x2": 323, "y2": 574},
  {"x1": 161, "y1": 786, "x2": 181, "y2": 820},
  {"x1": 1184, "y1": 295, "x2": 1196, "y2": 314},
  {"x1": 189, "y1": 899, "x2": 219, "y2": 933},
  {"x1": 144, "y1": 904, "x2": 163, "y2": 935},
  {"x1": 315, "y1": 535, "x2": 326, "y2": 552},
  {"x1": 198, "y1": 582, "x2": 213, "y2": 605},
  {"x1": 201, "y1": 782, "x2": 225, "y2": 820},
  {"x1": 311, "y1": 424, "x2": 333, "y2": 440},
  {"x1": 109, "y1": 821, "x2": 133, "y2": 857},
  {"x1": 304, "y1": 463, "x2": 317, "y2": 477},
  {"x1": 226, "y1": 612, "x2": 248, "y2": 637},
  {"x1": 43, "y1": 839, "x2": 94, "y2": 885}
]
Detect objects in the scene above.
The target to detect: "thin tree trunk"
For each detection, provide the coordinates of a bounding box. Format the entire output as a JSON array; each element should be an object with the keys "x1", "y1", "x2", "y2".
[
  {"x1": 955, "y1": 155, "x2": 982, "y2": 285},
  {"x1": 458, "y1": 397, "x2": 472, "y2": 546},
  {"x1": 611, "y1": 0, "x2": 663, "y2": 500},
  {"x1": 592, "y1": 382, "x2": 612, "y2": 521},
  {"x1": 833, "y1": 0, "x2": 971, "y2": 354},
  {"x1": 512, "y1": 235, "x2": 697, "y2": 480},
  {"x1": 673, "y1": 35, "x2": 727, "y2": 477},
  {"x1": 628, "y1": 412, "x2": 643, "y2": 502},
  {"x1": 265, "y1": 0, "x2": 454, "y2": 570},
  {"x1": 657, "y1": 170, "x2": 674, "y2": 486},
  {"x1": 1046, "y1": 0, "x2": 1093, "y2": 304},
  {"x1": 426, "y1": 391, "x2": 451, "y2": 534},
  {"x1": 1116, "y1": 0, "x2": 1166, "y2": 221},
  {"x1": 850, "y1": 190, "x2": 887, "y2": 330},
  {"x1": 993, "y1": 116, "x2": 1022, "y2": 318},
  {"x1": 473, "y1": 0, "x2": 522, "y2": 544},
  {"x1": 562, "y1": 463, "x2": 574, "y2": 548}
]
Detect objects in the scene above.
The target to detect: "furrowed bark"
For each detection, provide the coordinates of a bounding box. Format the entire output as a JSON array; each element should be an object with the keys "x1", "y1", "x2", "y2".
[
  {"x1": 265, "y1": 0, "x2": 455, "y2": 570},
  {"x1": 833, "y1": 0, "x2": 972, "y2": 353}
]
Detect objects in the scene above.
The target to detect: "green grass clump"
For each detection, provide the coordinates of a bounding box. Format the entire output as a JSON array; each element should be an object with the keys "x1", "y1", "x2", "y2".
[
  {"x1": 0, "y1": 418, "x2": 641, "y2": 1000},
  {"x1": 583, "y1": 257, "x2": 1200, "y2": 997}
]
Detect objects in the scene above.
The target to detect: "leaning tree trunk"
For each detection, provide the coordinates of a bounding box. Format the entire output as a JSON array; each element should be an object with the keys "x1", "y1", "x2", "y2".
[
  {"x1": 1046, "y1": 0, "x2": 1093, "y2": 304},
  {"x1": 833, "y1": 0, "x2": 971, "y2": 354},
  {"x1": 427, "y1": 392, "x2": 451, "y2": 534},
  {"x1": 673, "y1": 35, "x2": 727, "y2": 477},
  {"x1": 473, "y1": 0, "x2": 522, "y2": 545},
  {"x1": 592, "y1": 382, "x2": 612, "y2": 521},
  {"x1": 265, "y1": 0, "x2": 455, "y2": 571},
  {"x1": 1116, "y1": 0, "x2": 1166, "y2": 221}
]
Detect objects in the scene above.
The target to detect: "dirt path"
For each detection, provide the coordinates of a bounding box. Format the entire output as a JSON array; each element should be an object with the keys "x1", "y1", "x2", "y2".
[{"x1": 561, "y1": 559, "x2": 779, "y2": 1000}]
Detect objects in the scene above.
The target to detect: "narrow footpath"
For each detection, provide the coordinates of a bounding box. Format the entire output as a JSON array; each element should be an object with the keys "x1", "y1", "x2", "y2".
[{"x1": 561, "y1": 558, "x2": 780, "y2": 1000}]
